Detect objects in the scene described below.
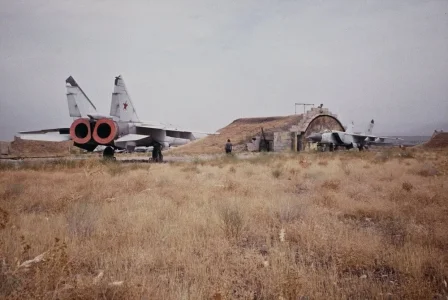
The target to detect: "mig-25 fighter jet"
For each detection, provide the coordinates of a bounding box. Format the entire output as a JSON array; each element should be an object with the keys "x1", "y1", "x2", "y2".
[
  {"x1": 18, "y1": 75, "x2": 217, "y2": 157},
  {"x1": 306, "y1": 119, "x2": 402, "y2": 151}
]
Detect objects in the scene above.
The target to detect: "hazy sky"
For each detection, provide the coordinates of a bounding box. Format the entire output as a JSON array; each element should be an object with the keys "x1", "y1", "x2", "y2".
[{"x1": 1, "y1": 0, "x2": 447, "y2": 140}]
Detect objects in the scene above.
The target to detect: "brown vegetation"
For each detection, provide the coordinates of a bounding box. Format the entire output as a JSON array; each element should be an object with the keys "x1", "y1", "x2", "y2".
[{"x1": 1, "y1": 149, "x2": 448, "y2": 299}]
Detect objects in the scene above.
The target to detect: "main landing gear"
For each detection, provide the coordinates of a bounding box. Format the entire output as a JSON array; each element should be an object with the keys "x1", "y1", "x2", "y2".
[
  {"x1": 151, "y1": 143, "x2": 164, "y2": 163},
  {"x1": 346, "y1": 143, "x2": 367, "y2": 151},
  {"x1": 103, "y1": 146, "x2": 116, "y2": 160},
  {"x1": 318, "y1": 143, "x2": 338, "y2": 152}
]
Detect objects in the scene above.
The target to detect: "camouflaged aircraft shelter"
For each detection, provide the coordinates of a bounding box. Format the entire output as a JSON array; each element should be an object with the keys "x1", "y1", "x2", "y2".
[{"x1": 246, "y1": 107, "x2": 344, "y2": 152}]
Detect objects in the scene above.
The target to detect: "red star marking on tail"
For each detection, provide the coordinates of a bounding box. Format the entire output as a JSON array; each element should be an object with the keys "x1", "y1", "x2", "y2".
[{"x1": 123, "y1": 102, "x2": 128, "y2": 110}]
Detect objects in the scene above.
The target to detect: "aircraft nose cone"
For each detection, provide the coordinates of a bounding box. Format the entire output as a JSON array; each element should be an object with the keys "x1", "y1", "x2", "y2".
[{"x1": 307, "y1": 133, "x2": 322, "y2": 142}]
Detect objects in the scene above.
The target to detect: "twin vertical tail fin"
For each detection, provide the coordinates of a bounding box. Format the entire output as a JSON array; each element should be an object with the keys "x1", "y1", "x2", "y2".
[
  {"x1": 66, "y1": 76, "x2": 97, "y2": 118},
  {"x1": 67, "y1": 75, "x2": 140, "y2": 122},
  {"x1": 345, "y1": 120, "x2": 374, "y2": 135},
  {"x1": 366, "y1": 119, "x2": 374, "y2": 135},
  {"x1": 346, "y1": 121, "x2": 354, "y2": 134},
  {"x1": 64, "y1": 76, "x2": 98, "y2": 147},
  {"x1": 110, "y1": 75, "x2": 140, "y2": 122}
]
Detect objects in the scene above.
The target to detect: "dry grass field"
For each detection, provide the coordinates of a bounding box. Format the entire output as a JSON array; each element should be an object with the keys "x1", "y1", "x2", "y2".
[{"x1": 1, "y1": 148, "x2": 448, "y2": 299}]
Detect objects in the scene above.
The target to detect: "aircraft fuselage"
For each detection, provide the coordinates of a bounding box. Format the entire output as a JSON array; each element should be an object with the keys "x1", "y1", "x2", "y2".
[{"x1": 308, "y1": 131, "x2": 365, "y2": 150}]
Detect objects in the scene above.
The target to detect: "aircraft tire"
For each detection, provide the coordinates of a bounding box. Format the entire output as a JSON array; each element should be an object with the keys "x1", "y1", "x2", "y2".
[{"x1": 103, "y1": 146, "x2": 115, "y2": 160}]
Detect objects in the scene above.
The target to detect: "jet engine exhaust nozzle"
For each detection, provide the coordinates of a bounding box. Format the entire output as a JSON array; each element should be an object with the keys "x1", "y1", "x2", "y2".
[
  {"x1": 92, "y1": 118, "x2": 118, "y2": 145},
  {"x1": 70, "y1": 118, "x2": 92, "y2": 144}
]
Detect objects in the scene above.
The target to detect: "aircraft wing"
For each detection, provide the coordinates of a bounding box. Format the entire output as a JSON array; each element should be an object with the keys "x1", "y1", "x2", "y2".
[
  {"x1": 137, "y1": 124, "x2": 218, "y2": 135},
  {"x1": 349, "y1": 134, "x2": 371, "y2": 144},
  {"x1": 364, "y1": 135, "x2": 404, "y2": 143},
  {"x1": 371, "y1": 136, "x2": 403, "y2": 140},
  {"x1": 18, "y1": 128, "x2": 71, "y2": 142},
  {"x1": 138, "y1": 124, "x2": 187, "y2": 132},
  {"x1": 346, "y1": 133, "x2": 403, "y2": 144},
  {"x1": 115, "y1": 134, "x2": 149, "y2": 143}
]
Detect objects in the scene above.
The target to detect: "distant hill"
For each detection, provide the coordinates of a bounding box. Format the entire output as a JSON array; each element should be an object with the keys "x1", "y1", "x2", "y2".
[{"x1": 410, "y1": 122, "x2": 448, "y2": 136}]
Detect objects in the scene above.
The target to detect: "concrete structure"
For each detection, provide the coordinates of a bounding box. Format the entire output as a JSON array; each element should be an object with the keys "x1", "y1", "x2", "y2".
[
  {"x1": 274, "y1": 132, "x2": 294, "y2": 152},
  {"x1": 246, "y1": 107, "x2": 344, "y2": 152},
  {"x1": 0, "y1": 142, "x2": 10, "y2": 155}
]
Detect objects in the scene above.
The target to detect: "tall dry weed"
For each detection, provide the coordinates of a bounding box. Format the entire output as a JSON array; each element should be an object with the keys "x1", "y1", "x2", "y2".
[
  {"x1": 272, "y1": 168, "x2": 282, "y2": 179},
  {"x1": 276, "y1": 198, "x2": 307, "y2": 223},
  {"x1": 218, "y1": 201, "x2": 245, "y2": 241},
  {"x1": 66, "y1": 202, "x2": 98, "y2": 239}
]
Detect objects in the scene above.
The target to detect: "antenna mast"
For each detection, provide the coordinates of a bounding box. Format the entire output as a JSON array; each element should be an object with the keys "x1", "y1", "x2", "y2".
[{"x1": 295, "y1": 103, "x2": 314, "y2": 114}]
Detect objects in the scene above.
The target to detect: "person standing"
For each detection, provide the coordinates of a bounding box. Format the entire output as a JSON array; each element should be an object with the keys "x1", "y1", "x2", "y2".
[
  {"x1": 152, "y1": 143, "x2": 163, "y2": 162},
  {"x1": 225, "y1": 139, "x2": 232, "y2": 154}
]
